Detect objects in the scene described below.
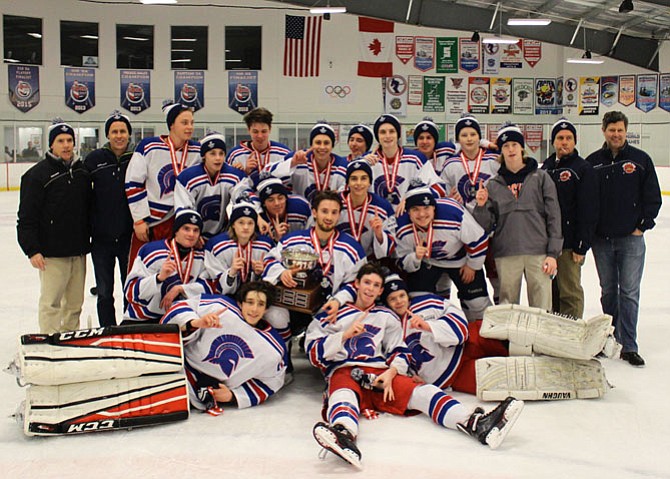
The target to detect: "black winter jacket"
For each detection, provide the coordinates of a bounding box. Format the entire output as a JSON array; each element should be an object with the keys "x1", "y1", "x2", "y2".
[
  {"x1": 17, "y1": 152, "x2": 91, "y2": 258},
  {"x1": 542, "y1": 149, "x2": 598, "y2": 255},
  {"x1": 585, "y1": 142, "x2": 662, "y2": 238},
  {"x1": 84, "y1": 144, "x2": 133, "y2": 242}
]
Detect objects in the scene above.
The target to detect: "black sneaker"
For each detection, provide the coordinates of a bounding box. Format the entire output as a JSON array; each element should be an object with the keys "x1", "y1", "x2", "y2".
[
  {"x1": 457, "y1": 397, "x2": 524, "y2": 449},
  {"x1": 313, "y1": 422, "x2": 362, "y2": 469},
  {"x1": 621, "y1": 351, "x2": 645, "y2": 367}
]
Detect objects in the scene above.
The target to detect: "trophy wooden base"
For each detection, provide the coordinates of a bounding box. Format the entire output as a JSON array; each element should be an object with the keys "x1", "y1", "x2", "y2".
[{"x1": 274, "y1": 284, "x2": 324, "y2": 314}]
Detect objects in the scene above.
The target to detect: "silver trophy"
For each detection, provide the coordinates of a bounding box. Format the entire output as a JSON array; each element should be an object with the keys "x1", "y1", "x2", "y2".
[{"x1": 280, "y1": 246, "x2": 319, "y2": 288}]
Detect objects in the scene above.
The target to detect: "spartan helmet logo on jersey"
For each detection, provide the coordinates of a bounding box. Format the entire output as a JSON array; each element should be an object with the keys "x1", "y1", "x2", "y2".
[
  {"x1": 157, "y1": 163, "x2": 177, "y2": 198},
  {"x1": 197, "y1": 195, "x2": 221, "y2": 222},
  {"x1": 404, "y1": 332, "x2": 435, "y2": 370},
  {"x1": 204, "y1": 334, "x2": 255, "y2": 376},
  {"x1": 345, "y1": 324, "x2": 381, "y2": 359}
]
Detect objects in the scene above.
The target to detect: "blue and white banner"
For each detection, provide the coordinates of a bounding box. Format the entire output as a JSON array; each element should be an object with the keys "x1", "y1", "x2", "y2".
[
  {"x1": 65, "y1": 67, "x2": 95, "y2": 114},
  {"x1": 174, "y1": 70, "x2": 204, "y2": 111},
  {"x1": 120, "y1": 70, "x2": 150, "y2": 114},
  {"x1": 8, "y1": 65, "x2": 40, "y2": 113},
  {"x1": 228, "y1": 71, "x2": 258, "y2": 115},
  {"x1": 635, "y1": 74, "x2": 657, "y2": 113}
]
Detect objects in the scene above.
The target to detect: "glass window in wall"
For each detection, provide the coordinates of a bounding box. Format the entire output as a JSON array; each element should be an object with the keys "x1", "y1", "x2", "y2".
[
  {"x1": 3, "y1": 15, "x2": 42, "y2": 65},
  {"x1": 16, "y1": 126, "x2": 44, "y2": 162},
  {"x1": 225, "y1": 26, "x2": 261, "y2": 70},
  {"x1": 61, "y1": 21, "x2": 99, "y2": 67},
  {"x1": 117, "y1": 24, "x2": 154, "y2": 69},
  {"x1": 171, "y1": 26, "x2": 207, "y2": 70},
  {"x1": 77, "y1": 127, "x2": 99, "y2": 159}
]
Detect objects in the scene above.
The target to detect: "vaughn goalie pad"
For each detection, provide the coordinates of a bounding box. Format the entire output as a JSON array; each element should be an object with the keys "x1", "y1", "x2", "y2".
[
  {"x1": 21, "y1": 373, "x2": 189, "y2": 436},
  {"x1": 475, "y1": 356, "x2": 609, "y2": 401},
  {"x1": 10, "y1": 325, "x2": 184, "y2": 386},
  {"x1": 481, "y1": 304, "x2": 613, "y2": 360}
]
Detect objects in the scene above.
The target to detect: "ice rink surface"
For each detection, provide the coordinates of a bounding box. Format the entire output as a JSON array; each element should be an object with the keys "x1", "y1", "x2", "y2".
[{"x1": 0, "y1": 190, "x2": 668, "y2": 479}]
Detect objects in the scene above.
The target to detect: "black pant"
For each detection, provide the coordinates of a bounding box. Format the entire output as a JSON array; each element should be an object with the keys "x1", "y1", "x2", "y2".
[{"x1": 91, "y1": 237, "x2": 131, "y2": 327}]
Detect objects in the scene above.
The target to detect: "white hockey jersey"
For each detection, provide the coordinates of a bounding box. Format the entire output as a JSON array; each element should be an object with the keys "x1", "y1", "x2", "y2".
[
  {"x1": 440, "y1": 148, "x2": 500, "y2": 210},
  {"x1": 162, "y1": 294, "x2": 287, "y2": 409},
  {"x1": 125, "y1": 136, "x2": 201, "y2": 226},
  {"x1": 259, "y1": 194, "x2": 311, "y2": 242},
  {"x1": 226, "y1": 140, "x2": 291, "y2": 184}
]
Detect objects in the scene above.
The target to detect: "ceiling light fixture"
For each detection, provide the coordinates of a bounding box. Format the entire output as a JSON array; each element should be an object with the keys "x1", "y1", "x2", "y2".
[
  {"x1": 27, "y1": 33, "x2": 42, "y2": 39},
  {"x1": 618, "y1": 0, "x2": 634, "y2": 13},
  {"x1": 140, "y1": 0, "x2": 177, "y2": 4},
  {"x1": 566, "y1": 50, "x2": 604, "y2": 64},
  {"x1": 507, "y1": 18, "x2": 552, "y2": 26},
  {"x1": 483, "y1": 6, "x2": 519, "y2": 45},
  {"x1": 309, "y1": 6, "x2": 346, "y2": 14}
]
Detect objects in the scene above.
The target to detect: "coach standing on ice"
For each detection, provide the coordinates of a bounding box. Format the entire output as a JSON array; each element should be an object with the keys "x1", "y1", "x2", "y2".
[{"x1": 586, "y1": 111, "x2": 661, "y2": 367}]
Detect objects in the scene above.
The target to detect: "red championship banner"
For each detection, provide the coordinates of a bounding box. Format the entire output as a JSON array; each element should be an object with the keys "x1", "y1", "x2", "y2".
[
  {"x1": 522, "y1": 39, "x2": 542, "y2": 68},
  {"x1": 618, "y1": 75, "x2": 635, "y2": 107},
  {"x1": 396, "y1": 36, "x2": 414, "y2": 64},
  {"x1": 524, "y1": 124, "x2": 543, "y2": 153},
  {"x1": 468, "y1": 77, "x2": 490, "y2": 114}
]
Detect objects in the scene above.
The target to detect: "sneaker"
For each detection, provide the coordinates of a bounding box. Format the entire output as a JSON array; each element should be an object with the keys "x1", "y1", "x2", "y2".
[
  {"x1": 621, "y1": 351, "x2": 645, "y2": 367},
  {"x1": 313, "y1": 422, "x2": 362, "y2": 469},
  {"x1": 457, "y1": 397, "x2": 524, "y2": 449}
]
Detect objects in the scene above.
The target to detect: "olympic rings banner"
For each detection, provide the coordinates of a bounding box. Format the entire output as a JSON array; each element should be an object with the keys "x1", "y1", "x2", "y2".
[{"x1": 320, "y1": 81, "x2": 355, "y2": 104}]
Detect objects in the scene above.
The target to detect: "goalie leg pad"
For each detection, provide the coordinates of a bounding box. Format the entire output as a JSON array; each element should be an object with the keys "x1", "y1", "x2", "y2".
[
  {"x1": 475, "y1": 356, "x2": 609, "y2": 402},
  {"x1": 481, "y1": 304, "x2": 613, "y2": 360},
  {"x1": 23, "y1": 372, "x2": 189, "y2": 436},
  {"x1": 13, "y1": 324, "x2": 184, "y2": 386}
]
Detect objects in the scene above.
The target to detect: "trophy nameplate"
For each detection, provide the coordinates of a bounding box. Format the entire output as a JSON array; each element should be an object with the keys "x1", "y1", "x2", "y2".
[{"x1": 274, "y1": 247, "x2": 325, "y2": 314}]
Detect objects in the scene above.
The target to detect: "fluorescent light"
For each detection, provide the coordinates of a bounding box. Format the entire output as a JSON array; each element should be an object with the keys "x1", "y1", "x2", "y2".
[
  {"x1": 171, "y1": 58, "x2": 191, "y2": 62},
  {"x1": 482, "y1": 36, "x2": 519, "y2": 44},
  {"x1": 4, "y1": 58, "x2": 20, "y2": 63},
  {"x1": 140, "y1": 0, "x2": 177, "y2": 4},
  {"x1": 507, "y1": 18, "x2": 552, "y2": 26},
  {"x1": 226, "y1": 59, "x2": 242, "y2": 63},
  {"x1": 566, "y1": 50, "x2": 604, "y2": 64},
  {"x1": 27, "y1": 32, "x2": 42, "y2": 38},
  {"x1": 171, "y1": 49, "x2": 194, "y2": 52},
  {"x1": 80, "y1": 35, "x2": 99, "y2": 40},
  {"x1": 173, "y1": 38, "x2": 197, "y2": 42},
  {"x1": 123, "y1": 36, "x2": 149, "y2": 41},
  {"x1": 309, "y1": 7, "x2": 346, "y2": 14}
]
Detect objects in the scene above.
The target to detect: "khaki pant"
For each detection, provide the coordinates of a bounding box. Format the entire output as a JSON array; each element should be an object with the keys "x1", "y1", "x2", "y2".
[
  {"x1": 38, "y1": 256, "x2": 86, "y2": 334},
  {"x1": 495, "y1": 254, "x2": 552, "y2": 311},
  {"x1": 553, "y1": 249, "x2": 584, "y2": 318}
]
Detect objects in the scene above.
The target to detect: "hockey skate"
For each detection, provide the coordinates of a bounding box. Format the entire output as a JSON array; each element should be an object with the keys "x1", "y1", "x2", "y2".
[
  {"x1": 313, "y1": 422, "x2": 362, "y2": 469},
  {"x1": 457, "y1": 397, "x2": 524, "y2": 449}
]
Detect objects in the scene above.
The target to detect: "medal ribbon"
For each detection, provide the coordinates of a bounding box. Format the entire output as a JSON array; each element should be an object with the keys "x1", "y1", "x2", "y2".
[
  {"x1": 378, "y1": 147, "x2": 402, "y2": 194},
  {"x1": 250, "y1": 143, "x2": 272, "y2": 171},
  {"x1": 165, "y1": 136, "x2": 190, "y2": 177},
  {"x1": 169, "y1": 239, "x2": 194, "y2": 283},
  {"x1": 412, "y1": 222, "x2": 434, "y2": 259},
  {"x1": 312, "y1": 154, "x2": 333, "y2": 193},
  {"x1": 237, "y1": 241, "x2": 253, "y2": 282},
  {"x1": 345, "y1": 193, "x2": 370, "y2": 242},
  {"x1": 459, "y1": 148, "x2": 484, "y2": 187},
  {"x1": 310, "y1": 228, "x2": 337, "y2": 278},
  {"x1": 401, "y1": 311, "x2": 410, "y2": 339}
]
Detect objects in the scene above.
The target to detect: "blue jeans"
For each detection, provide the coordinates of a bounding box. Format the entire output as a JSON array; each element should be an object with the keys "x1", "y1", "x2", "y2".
[
  {"x1": 91, "y1": 238, "x2": 131, "y2": 327},
  {"x1": 591, "y1": 234, "x2": 646, "y2": 353}
]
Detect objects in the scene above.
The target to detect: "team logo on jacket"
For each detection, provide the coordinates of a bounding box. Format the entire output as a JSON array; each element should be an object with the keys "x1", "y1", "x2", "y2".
[
  {"x1": 204, "y1": 334, "x2": 255, "y2": 376},
  {"x1": 405, "y1": 332, "x2": 434, "y2": 370},
  {"x1": 157, "y1": 164, "x2": 177, "y2": 197},
  {"x1": 346, "y1": 324, "x2": 381, "y2": 359},
  {"x1": 559, "y1": 171, "x2": 572, "y2": 182},
  {"x1": 622, "y1": 162, "x2": 636, "y2": 174},
  {"x1": 197, "y1": 196, "x2": 221, "y2": 222}
]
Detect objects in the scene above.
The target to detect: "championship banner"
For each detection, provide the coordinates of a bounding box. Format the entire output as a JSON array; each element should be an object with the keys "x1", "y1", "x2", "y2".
[
  {"x1": 501, "y1": 43, "x2": 523, "y2": 69},
  {"x1": 458, "y1": 39, "x2": 480, "y2": 73},
  {"x1": 524, "y1": 124, "x2": 543, "y2": 153},
  {"x1": 64, "y1": 67, "x2": 95, "y2": 114},
  {"x1": 490, "y1": 77, "x2": 512, "y2": 114},
  {"x1": 446, "y1": 76, "x2": 467, "y2": 115},
  {"x1": 578, "y1": 77, "x2": 600, "y2": 116},
  {"x1": 659, "y1": 73, "x2": 670, "y2": 113},
  {"x1": 320, "y1": 79, "x2": 355, "y2": 105},
  {"x1": 414, "y1": 37, "x2": 436, "y2": 72},
  {"x1": 395, "y1": 36, "x2": 414, "y2": 65},
  {"x1": 482, "y1": 43, "x2": 500, "y2": 75},
  {"x1": 120, "y1": 70, "x2": 150, "y2": 115},
  {"x1": 436, "y1": 37, "x2": 458, "y2": 73},
  {"x1": 556, "y1": 77, "x2": 564, "y2": 108},
  {"x1": 174, "y1": 70, "x2": 204, "y2": 111},
  {"x1": 535, "y1": 78, "x2": 560, "y2": 115},
  {"x1": 422, "y1": 76, "x2": 445, "y2": 113},
  {"x1": 522, "y1": 40, "x2": 542, "y2": 68},
  {"x1": 408, "y1": 75, "x2": 423, "y2": 105},
  {"x1": 228, "y1": 71, "x2": 258, "y2": 114},
  {"x1": 385, "y1": 75, "x2": 408, "y2": 116},
  {"x1": 618, "y1": 75, "x2": 635, "y2": 106},
  {"x1": 468, "y1": 77, "x2": 490, "y2": 114},
  {"x1": 512, "y1": 78, "x2": 533, "y2": 115},
  {"x1": 564, "y1": 77, "x2": 578, "y2": 108},
  {"x1": 8, "y1": 65, "x2": 40, "y2": 113},
  {"x1": 600, "y1": 76, "x2": 618, "y2": 108},
  {"x1": 635, "y1": 74, "x2": 658, "y2": 113}
]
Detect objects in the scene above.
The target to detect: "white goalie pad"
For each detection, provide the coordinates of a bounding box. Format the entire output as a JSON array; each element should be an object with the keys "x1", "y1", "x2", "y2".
[
  {"x1": 475, "y1": 356, "x2": 610, "y2": 401},
  {"x1": 8, "y1": 325, "x2": 184, "y2": 386},
  {"x1": 21, "y1": 373, "x2": 190, "y2": 436},
  {"x1": 481, "y1": 304, "x2": 613, "y2": 360}
]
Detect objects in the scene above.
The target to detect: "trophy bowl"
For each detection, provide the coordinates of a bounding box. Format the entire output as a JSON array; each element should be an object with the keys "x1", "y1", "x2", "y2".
[{"x1": 281, "y1": 246, "x2": 319, "y2": 272}]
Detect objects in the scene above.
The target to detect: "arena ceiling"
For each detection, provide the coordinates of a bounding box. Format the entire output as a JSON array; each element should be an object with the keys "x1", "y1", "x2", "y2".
[{"x1": 270, "y1": 0, "x2": 670, "y2": 71}]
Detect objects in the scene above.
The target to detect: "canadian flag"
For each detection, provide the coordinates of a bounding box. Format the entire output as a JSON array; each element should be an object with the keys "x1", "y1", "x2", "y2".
[{"x1": 358, "y1": 17, "x2": 394, "y2": 77}]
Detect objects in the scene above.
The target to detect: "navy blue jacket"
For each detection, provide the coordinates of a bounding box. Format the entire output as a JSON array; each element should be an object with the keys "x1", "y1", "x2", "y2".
[
  {"x1": 84, "y1": 144, "x2": 133, "y2": 242},
  {"x1": 586, "y1": 142, "x2": 661, "y2": 239},
  {"x1": 542, "y1": 149, "x2": 598, "y2": 255}
]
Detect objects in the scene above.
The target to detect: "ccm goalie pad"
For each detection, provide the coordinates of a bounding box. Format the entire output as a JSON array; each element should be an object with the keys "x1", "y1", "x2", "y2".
[
  {"x1": 481, "y1": 304, "x2": 613, "y2": 360},
  {"x1": 7, "y1": 325, "x2": 184, "y2": 386},
  {"x1": 475, "y1": 356, "x2": 609, "y2": 401},
  {"x1": 20, "y1": 373, "x2": 189, "y2": 436}
]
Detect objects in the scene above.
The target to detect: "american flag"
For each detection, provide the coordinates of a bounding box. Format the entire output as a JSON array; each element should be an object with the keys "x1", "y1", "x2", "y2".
[{"x1": 284, "y1": 15, "x2": 322, "y2": 77}]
